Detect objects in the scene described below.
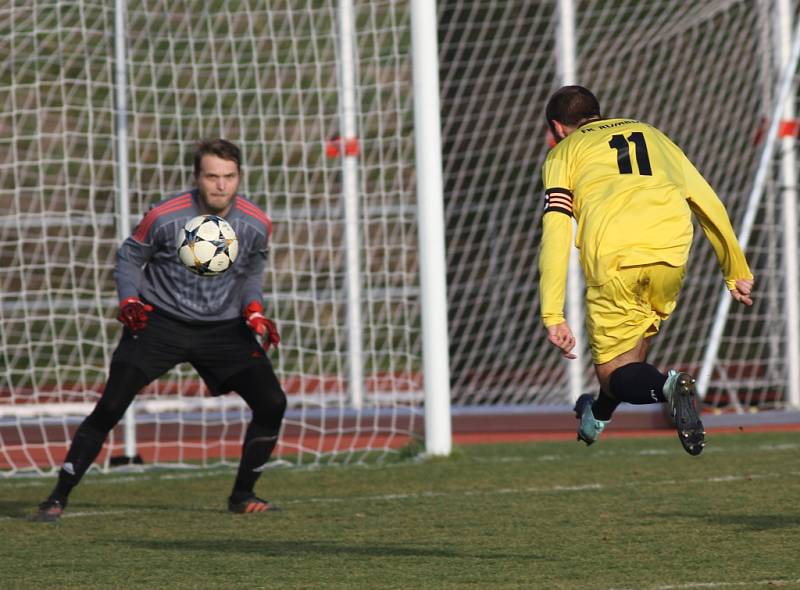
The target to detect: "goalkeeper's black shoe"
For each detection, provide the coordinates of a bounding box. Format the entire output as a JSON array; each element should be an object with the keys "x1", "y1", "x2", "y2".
[
  {"x1": 30, "y1": 499, "x2": 65, "y2": 523},
  {"x1": 227, "y1": 493, "x2": 281, "y2": 514},
  {"x1": 663, "y1": 370, "x2": 706, "y2": 456}
]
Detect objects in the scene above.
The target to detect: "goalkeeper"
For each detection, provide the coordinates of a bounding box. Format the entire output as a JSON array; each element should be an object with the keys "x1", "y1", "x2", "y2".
[
  {"x1": 539, "y1": 86, "x2": 754, "y2": 455},
  {"x1": 33, "y1": 139, "x2": 286, "y2": 522}
]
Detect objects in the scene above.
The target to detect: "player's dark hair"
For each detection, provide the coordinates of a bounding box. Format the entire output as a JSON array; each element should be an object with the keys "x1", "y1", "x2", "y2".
[
  {"x1": 194, "y1": 138, "x2": 242, "y2": 176},
  {"x1": 545, "y1": 85, "x2": 601, "y2": 135}
]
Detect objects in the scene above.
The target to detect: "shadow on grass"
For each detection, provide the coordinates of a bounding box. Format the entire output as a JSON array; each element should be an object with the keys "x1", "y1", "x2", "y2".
[
  {"x1": 656, "y1": 511, "x2": 800, "y2": 532},
  {"x1": 0, "y1": 500, "x2": 38, "y2": 519},
  {"x1": 89, "y1": 501, "x2": 229, "y2": 514},
  {"x1": 0, "y1": 499, "x2": 221, "y2": 520},
  {"x1": 115, "y1": 538, "x2": 542, "y2": 561}
]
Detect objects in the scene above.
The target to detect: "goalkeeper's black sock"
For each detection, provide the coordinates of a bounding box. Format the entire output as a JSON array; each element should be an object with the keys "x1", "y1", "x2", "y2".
[
  {"x1": 48, "y1": 422, "x2": 107, "y2": 504},
  {"x1": 591, "y1": 389, "x2": 620, "y2": 421},
  {"x1": 232, "y1": 421, "x2": 279, "y2": 496},
  {"x1": 608, "y1": 362, "x2": 667, "y2": 405}
]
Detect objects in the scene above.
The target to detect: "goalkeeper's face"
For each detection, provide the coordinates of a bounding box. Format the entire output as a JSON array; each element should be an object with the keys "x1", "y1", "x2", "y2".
[{"x1": 196, "y1": 155, "x2": 241, "y2": 216}]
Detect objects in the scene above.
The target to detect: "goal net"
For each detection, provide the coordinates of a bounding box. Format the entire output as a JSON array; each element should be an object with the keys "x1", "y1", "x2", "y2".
[
  {"x1": 439, "y1": 0, "x2": 800, "y2": 411},
  {"x1": 1, "y1": 1, "x2": 422, "y2": 475},
  {"x1": 1, "y1": 0, "x2": 798, "y2": 476}
]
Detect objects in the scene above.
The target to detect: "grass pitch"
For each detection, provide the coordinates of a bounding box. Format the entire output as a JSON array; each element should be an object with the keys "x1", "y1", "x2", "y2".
[{"x1": 2, "y1": 431, "x2": 800, "y2": 590}]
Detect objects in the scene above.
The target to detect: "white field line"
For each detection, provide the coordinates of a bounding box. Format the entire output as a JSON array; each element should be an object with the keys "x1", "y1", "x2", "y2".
[
  {"x1": 6, "y1": 439, "x2": 800, "y2": 482},
  {"x1": 3, "y1": 469, "x2": 798, "y2": 522},
  {"x1": 284, "y1": 470, "x2": 797, "y2": 506},
  {"x1": 3, "y1": 439, "x2": 800, "y2": 489},
  {"x1": 61, "y1": 509, "x2": 141, "y2": 519},
  {"x1": 0, "y1": 509, "x2": 158, "y2": 522},
  {"x1": 605, "y1": 578, "x2": 800, "y2": 590}
]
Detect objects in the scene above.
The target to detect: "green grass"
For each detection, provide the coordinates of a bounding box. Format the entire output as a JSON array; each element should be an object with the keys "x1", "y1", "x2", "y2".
[{"x1": 3, "y1": 431, "x2": 800, "y2": 589}]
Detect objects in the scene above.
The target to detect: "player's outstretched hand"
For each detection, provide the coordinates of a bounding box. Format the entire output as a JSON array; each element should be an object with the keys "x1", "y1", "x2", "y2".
[
  {"x1": 117, "y1": 297, "x2": 154, "y2": 332},
  {"x1": 244, "y1": 301, "x2": 281, "y2": 350},
  {"x1": 730, "y1": 278, "x2": 754, "y2": 306},
  {"x1": 546, "y1": 322, "x2": 577, "y2": 359}
]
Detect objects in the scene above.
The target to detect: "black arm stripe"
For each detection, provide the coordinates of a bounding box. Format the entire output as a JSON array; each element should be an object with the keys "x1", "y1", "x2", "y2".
[
  {"x1": 544, "y1": 207, "x2": 573, "y2": 218},
  {"x1": 545, "y1": 187, "x2": 573, "y2": 198}
]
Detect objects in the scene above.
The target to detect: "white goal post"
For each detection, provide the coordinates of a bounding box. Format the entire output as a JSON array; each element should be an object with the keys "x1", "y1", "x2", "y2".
[{"x1": 1, "y1": 0, "x2": 799, "y2": 476}]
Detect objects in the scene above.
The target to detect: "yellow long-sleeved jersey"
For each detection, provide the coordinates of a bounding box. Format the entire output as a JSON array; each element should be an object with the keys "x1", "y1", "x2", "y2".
[{"x1": 539, "y1": 118, "x2": 752, "y2": 327}]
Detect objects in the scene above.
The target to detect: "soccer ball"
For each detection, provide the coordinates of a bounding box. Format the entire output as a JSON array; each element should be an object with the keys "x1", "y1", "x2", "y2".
[{"x1": 176, "y1": 215, "x2": 239, "y2": 276}]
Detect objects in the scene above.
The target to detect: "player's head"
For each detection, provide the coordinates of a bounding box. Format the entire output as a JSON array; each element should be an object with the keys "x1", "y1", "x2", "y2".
[
  {"x1": 545, "y1": 86, "x2": 601, "y2": 142},
  {"x1": 194, "y1": 139, "x2": 242, "y2": 216}
]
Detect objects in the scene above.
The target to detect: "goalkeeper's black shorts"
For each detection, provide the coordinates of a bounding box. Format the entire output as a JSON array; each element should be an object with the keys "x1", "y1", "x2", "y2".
[{"x1": 111, "y1": 308, "x2": 274, "y2": 395}]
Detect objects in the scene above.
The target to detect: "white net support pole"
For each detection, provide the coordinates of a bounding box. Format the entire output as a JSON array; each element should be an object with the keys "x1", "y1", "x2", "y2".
[
  {"x1": 411, "y1": 0, "x2": 452, "y2": 456},
  {"x1": 114, "y1": 0, "x2": 137, "y2": 458},
  {"x1": 336, "y1": 0, "x2": 365, "y2": 410},
  {"x1": 557, "y1": 0, "x2": 587, "y2": 403},
  {"x1": 697, "y1": 15, "x2": 800, "y2": 402},
  {"x1": 776, "y1": 0, "x2": 800, "y2": 408}
]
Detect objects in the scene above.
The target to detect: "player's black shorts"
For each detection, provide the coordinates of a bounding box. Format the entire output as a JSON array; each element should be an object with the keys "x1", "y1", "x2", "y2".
[{"x1": 111, "y1": 308, "x2": 273, "y2": 395}]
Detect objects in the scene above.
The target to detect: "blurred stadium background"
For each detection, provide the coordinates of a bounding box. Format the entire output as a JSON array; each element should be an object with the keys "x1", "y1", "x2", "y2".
[{"x1": 1, "y1": 0, "x2": 799, "y2": 475}]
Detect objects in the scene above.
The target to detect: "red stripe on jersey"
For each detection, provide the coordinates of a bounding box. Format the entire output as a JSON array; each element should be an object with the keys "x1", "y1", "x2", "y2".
[
  {"x1": 132, "y1": 193, "x2": 193, "y2": 242},
  {"x1": 236, "y1": 198, "x2": 273, "y2": 236}
]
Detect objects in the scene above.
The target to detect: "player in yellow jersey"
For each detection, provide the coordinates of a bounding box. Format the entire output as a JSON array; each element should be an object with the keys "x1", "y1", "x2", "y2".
[{"x1": 539, "y1": 86, "x2": 754, "y2": 455}]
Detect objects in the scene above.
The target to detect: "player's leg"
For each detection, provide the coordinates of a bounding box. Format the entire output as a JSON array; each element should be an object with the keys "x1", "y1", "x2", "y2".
[
  {"x1": 221, "y1": 362, "x2": 287, "y2": 513},
  {"x1": 583, "y1": 263, "x2": 703, "y2": 453},
  {"x1": 33, "y1": 312, "x2": 186, "y2": 522},
  {"x1": 576, "y1": 269, "x2": 647, "y2": 444},
  {"x1": 33, "y1": 362, "x2": 150, "y2": 522},
  {"x1": 578, "y1": 266, "x2": 674, "y2": 444},
  {"x1": 647, "y1": 264, "x2": 705, "y2": 455},
  {"x1": 595, "y1": 338, "x2": 666, "y2": 405},
  {"x1": 190, "y1": 319, "x2": 287, "y2": 512},
  {"x1": 650, "y1": 265, "x2": 705, "y2": 455}
]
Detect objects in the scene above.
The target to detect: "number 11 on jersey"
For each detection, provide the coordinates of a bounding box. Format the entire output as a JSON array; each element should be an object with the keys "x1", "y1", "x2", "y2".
[{"x1": 609, "y1": 132, "x2": 652, "y2": 176}]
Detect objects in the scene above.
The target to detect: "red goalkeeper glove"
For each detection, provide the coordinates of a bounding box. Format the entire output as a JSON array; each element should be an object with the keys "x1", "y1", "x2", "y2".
[
  {"x1": 117, "y1": 297, "x2": 154, "y2": 332},
  {"x1": 244, "y1": 301, "x2": 280, "y2": 350}
]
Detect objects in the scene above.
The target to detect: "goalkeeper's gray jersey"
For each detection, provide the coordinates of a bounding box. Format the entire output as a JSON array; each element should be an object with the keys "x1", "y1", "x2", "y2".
[{"x1": 115, "y1": 189, "x2": 272, "y2": 323}]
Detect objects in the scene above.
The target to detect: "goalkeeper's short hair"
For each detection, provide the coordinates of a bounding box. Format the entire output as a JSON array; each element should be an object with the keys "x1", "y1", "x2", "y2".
[{"x1": 194, "y1": 138, "x2": 242, "y2": 176}]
